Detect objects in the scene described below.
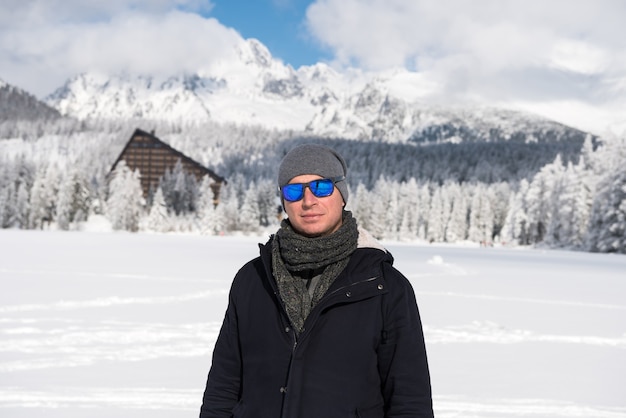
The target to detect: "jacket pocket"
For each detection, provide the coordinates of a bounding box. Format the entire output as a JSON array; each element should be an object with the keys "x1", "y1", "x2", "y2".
[{"x1": 355, "y1": 403, "x2": 384, "y2": 418}]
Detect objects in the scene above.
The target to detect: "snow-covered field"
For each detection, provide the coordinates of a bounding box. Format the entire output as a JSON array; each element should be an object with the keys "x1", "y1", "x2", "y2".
[{"x1": 1, "y1": 229, "x2": 625, "y2": 418}]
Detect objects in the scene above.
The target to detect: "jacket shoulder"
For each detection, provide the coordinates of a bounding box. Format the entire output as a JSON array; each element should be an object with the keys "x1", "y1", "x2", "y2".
[
  {"x1": 228, "y1": 240, "x2": 275, "y2": 298},
  {"x1": 232, "y1": 256, "x2": 265, "y2": 285},
  {"x1": 352, "y1": 247, "x2": 415, "y2": 293},
  {"x1": 232, "y1": 237, "x2": 273, "y2": 281}
]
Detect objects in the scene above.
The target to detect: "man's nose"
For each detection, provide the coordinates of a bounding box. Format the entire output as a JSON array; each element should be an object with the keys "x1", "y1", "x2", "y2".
[{"x1": 301, "y1": 186, "x2": 318, "y2": 205}]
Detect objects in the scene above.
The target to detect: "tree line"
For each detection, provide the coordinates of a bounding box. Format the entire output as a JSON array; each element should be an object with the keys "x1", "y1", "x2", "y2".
[{"x1": 0, "y1": 119, "x2": 624, "y2": 253}]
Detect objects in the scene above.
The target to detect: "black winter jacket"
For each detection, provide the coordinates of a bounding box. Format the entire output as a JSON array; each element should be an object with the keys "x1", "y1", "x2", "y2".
[{"x1": 200, "y1": 237, "x2": 433, "y2": 418}]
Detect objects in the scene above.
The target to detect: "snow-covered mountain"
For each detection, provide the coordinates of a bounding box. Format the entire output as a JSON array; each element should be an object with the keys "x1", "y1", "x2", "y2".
[
  {"x1": 42, "y1": 38, "x2": 588, "y2": 143},
  {"x1": 0, "y1": 78, "x2": 62, "y2": 122},
  {"x1": 45, "y1": 39, "x2": 342, "y2": 131}
]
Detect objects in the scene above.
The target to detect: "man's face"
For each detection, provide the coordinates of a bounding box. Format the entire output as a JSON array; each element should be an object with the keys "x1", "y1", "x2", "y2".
[{"x1": 283, "y1": 174, "x2": 344, "y2": 238}]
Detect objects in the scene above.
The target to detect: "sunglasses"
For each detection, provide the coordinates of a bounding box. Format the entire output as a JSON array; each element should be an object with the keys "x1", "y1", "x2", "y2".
[{"x1": 280, "y1": 176, "x2": 345, "y2": 202}]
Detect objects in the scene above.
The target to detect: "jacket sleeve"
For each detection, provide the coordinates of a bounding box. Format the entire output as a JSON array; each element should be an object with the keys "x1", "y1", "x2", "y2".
[
  {"x1": 199, "y1": 280, "x2": 242, "y2": 418},
  {"x1": 377, "y1": 263, "x2": 434, "y2": 418}
]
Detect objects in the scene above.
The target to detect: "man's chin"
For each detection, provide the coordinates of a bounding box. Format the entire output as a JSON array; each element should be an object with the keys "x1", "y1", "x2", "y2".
[
  {"x1": 291, "y1": 217, "x2": 342, "y2": 238},
  {"x1": 295, "y1": 227, "x2": 324, "y2": 238}
]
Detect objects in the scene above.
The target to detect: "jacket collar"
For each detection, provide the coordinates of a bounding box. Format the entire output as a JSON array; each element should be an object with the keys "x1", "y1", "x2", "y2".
[{"x1": 259, "y1": 233, "x2": 392, "y2": 302}]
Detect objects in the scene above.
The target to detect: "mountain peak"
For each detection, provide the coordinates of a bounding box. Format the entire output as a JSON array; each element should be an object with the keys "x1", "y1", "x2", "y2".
[
  {"x1": 237, "y1": 38, "x2": 274, "y2": 69},
  {"x1": 26, "y1": 38, "x2": 591, "y2": 142}
]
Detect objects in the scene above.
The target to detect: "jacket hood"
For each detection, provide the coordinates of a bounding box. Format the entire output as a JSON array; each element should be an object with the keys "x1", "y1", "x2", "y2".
[{"x1": 356, "y1": 227, "x2": 386, "y2": 252}]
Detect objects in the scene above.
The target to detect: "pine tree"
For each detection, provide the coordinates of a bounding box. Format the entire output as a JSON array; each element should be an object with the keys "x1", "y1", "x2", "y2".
[
  {"x1": 215, "y1": 183, "x2": 240, "y2": 233},
  {"x1": 490, "y1": 182, "x2": 511, "y2": 241},
  {"x1": 159, "y1": 159, "x2": 199, "y2": 215},
  {"x1": 427, "y1": 187, "x2": 445, "y2": 242},
  {"x1": 198, "y1": 198, "x2": 219, "y2": 236},
  {"x1": 238, "y1": 181, "x2": 261, "y2": 233},
  {"x1": 28, "y1": 164, "x2": 61, "y2": 229},
  {"x1": 0, "y1": 185, "x2": 9, "y2": 228},
  {"x1": 399, "y1": 178, "x2": 420, "y2": 238},
  {"x1": 370, "y1": 178, "x2": 392, "y2": 239},
  {"x1": 349, "y1": 182, "x2": 371, "y2": 232},
  {"x1": 416, "y1": 183, "x2": 431, "y2": 240},
  {"x1": 501, "y1": 180, "x2": 529, "y2": 245},
  {"x1": 396, "y1": 179, "x2": 420, "y2": 240},
  {"x1": 106, "y1": 161, "x2": 145, "y2": 232},
  {"x1": 14, "y1": 182, "x2": 30, "y2": 229},
  {"x1": 525, "y1": 155, "x2": 564, "y2": 244},
  {"x1": 1, "y1": 183, "x2": 17, "y2": 228},
  {"x1": 196, "y1": 177, "x2": 218, "y2": 235},
  {"x1": 446, "y1": 183, "x2": 468, "y2": 242},
  {"x1": 255, "y1": 178, "x2": 279, "y2": 228},
  {"x1": 385, "y1": 185, "x2": 400, "y2": 239},
  {"x1": 28, "y1": 167, "x2": 49, "y2": 229},
  {"x1": 572, "y1": 157, "x2": 595, "y2": 247},
  {"x1": 56, "y1": 168, "x2": 91, "y2": 230},
  {"x1": 368, "y1": 197, "x2": 387, "y2": 240},
  {"x1": 586, "y1": 165, "x2": 626, "y2": 253},
  {"x1": 143, "y1": 187, "x2": 170, "y2": 232},
  {"x1": 467, "y1": 185, "x2": 494, "y2": 244},
  {"x1": 0, "y1": 156, "x2": 34, "y2": 229},
  {"x1": 56, "y1": 174, "x2": 73, "y2": 231},
  {"x1": 546, "y1": 162, "x2": 589, "y2": 248}
]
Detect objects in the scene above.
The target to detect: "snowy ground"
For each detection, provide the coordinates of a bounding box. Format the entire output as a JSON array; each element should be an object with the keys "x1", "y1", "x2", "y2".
[{"x1": 1, "y1": 228, "x2": 625, "y2": 418}]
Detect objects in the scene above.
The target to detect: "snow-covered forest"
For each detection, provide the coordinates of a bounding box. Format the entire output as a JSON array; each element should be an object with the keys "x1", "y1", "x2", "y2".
[{"x1": 0, "y1": 118, "x2": 625, "y2": 253}]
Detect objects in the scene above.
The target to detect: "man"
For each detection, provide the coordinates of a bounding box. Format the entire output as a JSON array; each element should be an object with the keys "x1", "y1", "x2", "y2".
[{"x1": 200, "y1": 144, "x2": 434, "y2": 418}]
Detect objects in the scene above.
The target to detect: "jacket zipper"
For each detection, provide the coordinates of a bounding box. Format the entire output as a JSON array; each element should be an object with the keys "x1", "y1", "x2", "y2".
[
  {"x1": 280, "y1": 275, "x2": 381, "y2": 417},
  {"x1": 260, "y1": 243, "x2": 385, "y2": 417}
]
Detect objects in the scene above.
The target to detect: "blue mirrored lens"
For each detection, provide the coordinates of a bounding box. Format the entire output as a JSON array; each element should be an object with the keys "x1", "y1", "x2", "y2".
[
  {"x1": 282, "y1": 184, "x2": 304, "y2": 201},
  {"x1": 310, "y1": 179, "x2": 334, "y2": 197},
  {"x1": 282, "y1": 179, "x2": 335, "y2": 202}
]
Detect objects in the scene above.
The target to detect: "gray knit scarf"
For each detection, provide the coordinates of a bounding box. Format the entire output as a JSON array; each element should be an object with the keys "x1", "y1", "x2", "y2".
[{"x1": 272, "y1": 211, "x2": 358, "y2": 335}]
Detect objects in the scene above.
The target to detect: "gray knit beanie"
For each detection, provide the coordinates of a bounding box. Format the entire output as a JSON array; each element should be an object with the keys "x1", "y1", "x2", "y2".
[{"x1": 278, "y1": 144, "x2": 349, "y2": 203}]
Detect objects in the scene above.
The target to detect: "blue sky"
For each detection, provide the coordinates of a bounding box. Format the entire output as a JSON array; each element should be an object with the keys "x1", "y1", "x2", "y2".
[
  {"x1": 207, "y1": 0, "x2": 330, "y2": 68},
  {"x1": 0, "y1": 0, "x2": 625, "y2": 134}
]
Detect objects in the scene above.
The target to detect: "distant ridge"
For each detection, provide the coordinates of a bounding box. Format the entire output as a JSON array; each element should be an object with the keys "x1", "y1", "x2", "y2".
[
  {"x1": 4, "y1": 37, "x2": 594, "y2": 145},
  {"x1": 42, "y1": 70, "x2": 590, "y2": 146},
  {"x1": 0, "y1": 79, "x2": 62, "y2": 122}
]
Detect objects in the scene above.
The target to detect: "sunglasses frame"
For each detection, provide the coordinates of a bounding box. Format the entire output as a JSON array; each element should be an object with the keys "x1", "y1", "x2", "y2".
[{"x1": 280, "y1": 176, "x2": 345, "y2": 202}]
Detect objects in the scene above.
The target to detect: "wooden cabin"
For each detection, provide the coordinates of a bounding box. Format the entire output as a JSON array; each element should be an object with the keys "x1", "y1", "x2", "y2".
[{"x1": 109, "y1": 128, "x2": 225, "y2": 200}]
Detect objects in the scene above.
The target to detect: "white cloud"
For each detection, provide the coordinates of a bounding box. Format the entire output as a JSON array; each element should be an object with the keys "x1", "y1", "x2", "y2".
[
  {"x1": 307, "y1": 0, "x2": 626, "y2": 71},
  {"x1": 0, "y1": 0, "x2": 625, "y2": 134},
  {"x1": 0, "y1": 0, "x2": 212, "y2": 26},
  {"x1": 548, "y1": 40, "x2": 610, "y2": 75},
  {"x1": 304, "y1": 0, "x2": 626, "y2": 133},
  {"x1": 0, "y1": 1, "x2": 238, "y2": 96}
]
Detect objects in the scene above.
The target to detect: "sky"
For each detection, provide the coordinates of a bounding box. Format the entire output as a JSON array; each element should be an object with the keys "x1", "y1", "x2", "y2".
[{"x1": 1, "y1": 0, "x2": 626, "y2": 135}]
